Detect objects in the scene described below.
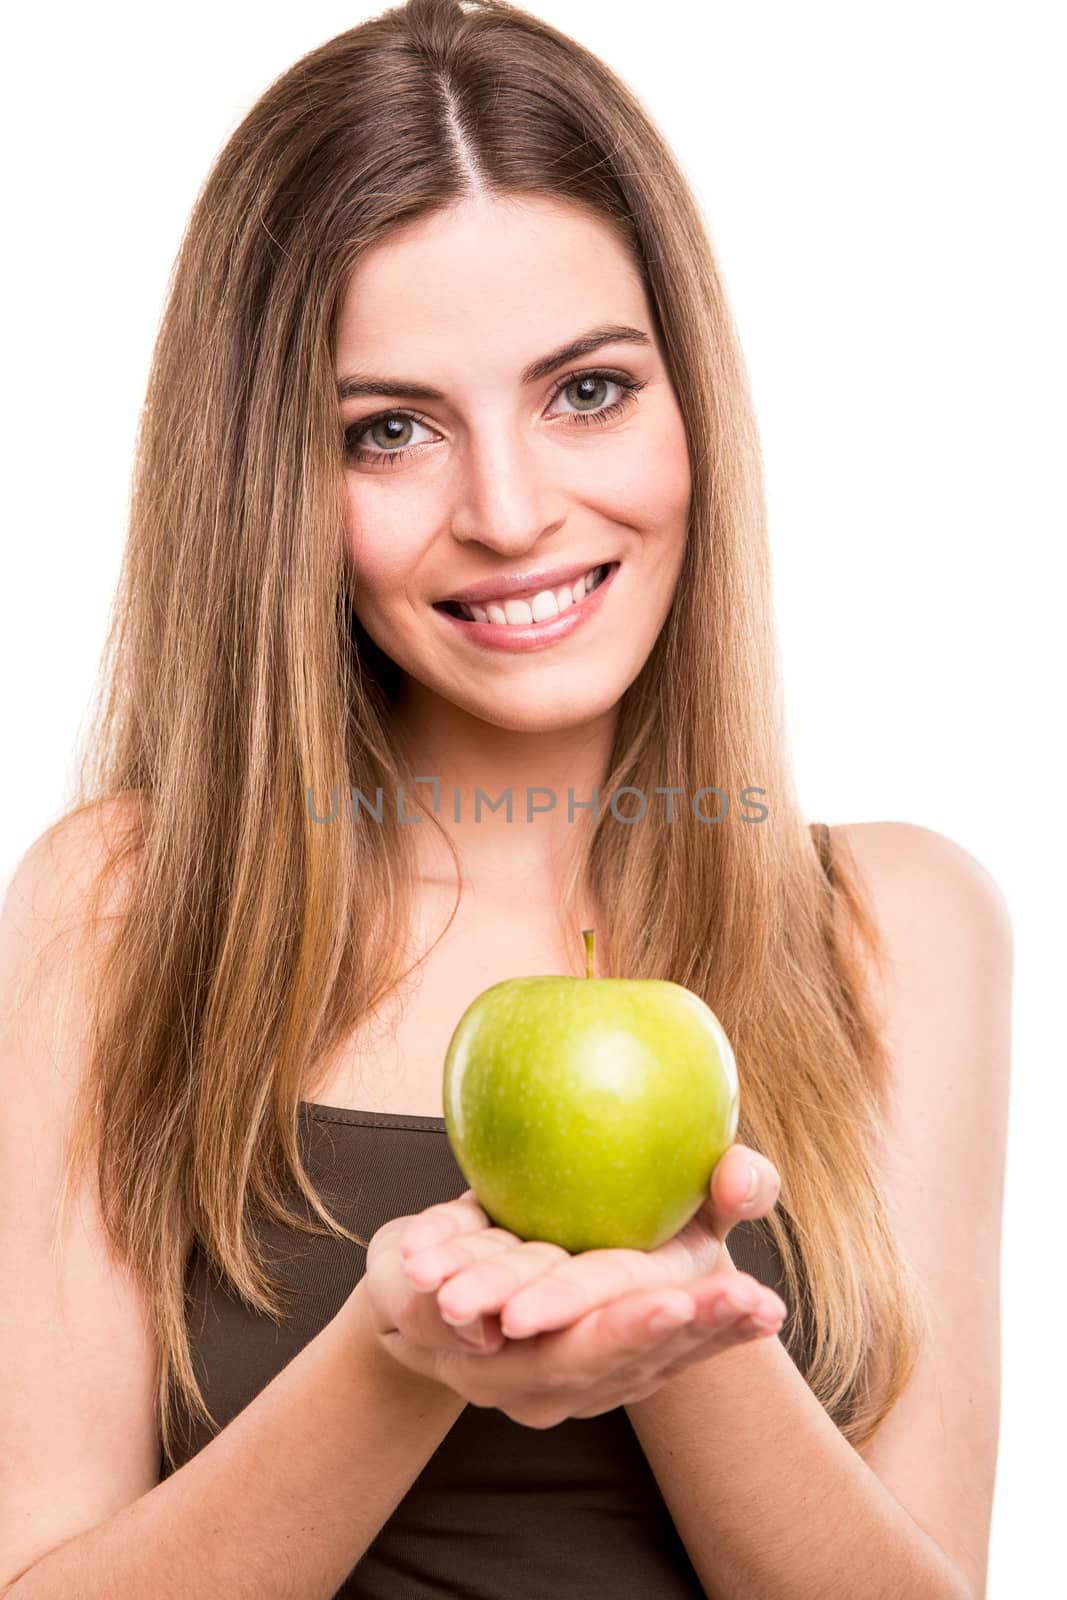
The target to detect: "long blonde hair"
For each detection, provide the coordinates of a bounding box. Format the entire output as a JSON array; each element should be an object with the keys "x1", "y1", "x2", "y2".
[{"x1": 49, "y1": 0, "x2": 924, "y2": 1470}]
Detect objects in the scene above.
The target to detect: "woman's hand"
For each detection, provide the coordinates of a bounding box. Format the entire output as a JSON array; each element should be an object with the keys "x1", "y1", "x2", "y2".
[{"x1": 360, "y1": 1143, "x2": 787, "y2": 1429}]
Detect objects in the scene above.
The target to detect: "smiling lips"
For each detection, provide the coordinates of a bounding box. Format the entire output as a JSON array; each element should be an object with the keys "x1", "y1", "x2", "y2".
[
  {"x1": 437, "y1": 563, "x2": 614, "y2": 624},
  {"x1": 439, "y1": 556, "x2": 615, "y2": 606},
  {"x1": 433, "y1": 559, "x2": 620, "y2": 652}
]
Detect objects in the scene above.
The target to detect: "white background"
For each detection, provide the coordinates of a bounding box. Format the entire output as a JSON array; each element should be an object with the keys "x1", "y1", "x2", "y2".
[{"x1": 2, "y1": 2, "x2": 1062, "y2": 1590}]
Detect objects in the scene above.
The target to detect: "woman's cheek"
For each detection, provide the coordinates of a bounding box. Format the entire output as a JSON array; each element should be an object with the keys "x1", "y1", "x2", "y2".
[
  {"x1": 342, "y1": 493, "x2": 438, "y2": 594},
  {"x1": 589, "y1": 419, "x2": 690, "y2": 534}
]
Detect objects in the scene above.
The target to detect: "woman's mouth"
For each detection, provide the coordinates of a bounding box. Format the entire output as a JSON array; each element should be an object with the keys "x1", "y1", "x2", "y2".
[{"x1": 432, "y1": 562, "x2": 620, "y2": 653}]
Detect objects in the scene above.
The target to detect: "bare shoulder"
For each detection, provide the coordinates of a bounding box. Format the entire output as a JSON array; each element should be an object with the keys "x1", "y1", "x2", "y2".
[
  {"x1": 828, "y1": 819, "x2": 1012, "y2": 926},
  {"x1": 826, "y1": 818, "x2": 1013, "y2": 1084},
  {"x1": 827, "y1": 818, "x2": 1012, "y2": 983},
  {"x1": 8, "y1": 792, "x2": 148, "y2": 927},
  {"x1": 0, "y1": 792, "x2": 151, "y2": 1187},
  {"x1": 2, "y1": 795, "x2": 149, "y2": 1089}
]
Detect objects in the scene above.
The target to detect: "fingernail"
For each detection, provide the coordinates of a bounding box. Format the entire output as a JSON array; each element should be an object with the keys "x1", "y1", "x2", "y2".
[
  {"x1": 749, "y1": 1293, "x2": 786, "y2": 1328},
  {"x1": 402, "y1": 1220, "x2": 449, "y2": 1255},
  {"x1": 440, "y1": 1302, "x2": 484, "y2": 1336},
  {"x1": 714, "y1": 1285, "x2": 757, "y2": 1324},
  {"x1": 649, "y1": 1298, "x2": 695, "y2": 1335},
  {"x1": 743, "y1": 1161, "x2": 760, "y2": 1204},
  {"x1": 440, "y1": 1307, "x2": 476, "y2": 1327},
  {"x1": 405, "y1": 1264, "x2": 443, "y2": 1290}
]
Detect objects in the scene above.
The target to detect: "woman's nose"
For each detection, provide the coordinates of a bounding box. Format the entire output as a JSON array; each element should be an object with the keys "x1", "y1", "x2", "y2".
[{"x1": 447, "y1": 426, "x2": 569, "y2": 555}]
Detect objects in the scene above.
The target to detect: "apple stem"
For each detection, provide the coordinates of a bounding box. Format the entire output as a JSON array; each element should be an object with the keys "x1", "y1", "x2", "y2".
[{"x1": 582, "y1": 928, "x2": 595, "y2": 979}]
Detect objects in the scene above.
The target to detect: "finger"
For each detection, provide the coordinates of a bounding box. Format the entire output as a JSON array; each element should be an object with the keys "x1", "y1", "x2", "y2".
[
  {"x1": 434, "y1": 1239, "x2": 570, "y2": 1326},
  {"x1": 593, "y1": 1273, "x2": 784, "y2": 1367},
  {"x1": 445, "y1": 1282, "x2": 702, "y2": 1397},
  {"x1": 500, "y1": 1245, "x2": 666, "y2": 1339},
  {"x1": 484, "y1": 1284, "x2": 699, "y2": 1394},
  {"x1": 686, "y1": 1270, "x2": 787, "y2": 1333},
  {"x1": 370, "y1": 1228, "x2": 512, "y2": 1354},
  {"x1": 399, "y1": 1189, "x2": 497, "y2": 1257},
  {"x1": 403, "y1": 1229, "x2": 521, "y2": 1296},
  {"x1": 547, "y1": 1283, "x2": 700, "y2": 1375},
  {"x1": 710, "y1": 1146, "x2": 781, "y2": 1221}
]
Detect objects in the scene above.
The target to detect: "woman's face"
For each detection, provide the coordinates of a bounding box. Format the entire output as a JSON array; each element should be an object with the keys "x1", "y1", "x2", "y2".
[{"x1": 334, "y1": 193, "x2": 691, "y2": 734}]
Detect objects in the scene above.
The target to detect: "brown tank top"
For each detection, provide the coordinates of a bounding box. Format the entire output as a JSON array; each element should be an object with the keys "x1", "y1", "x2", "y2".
[{"x1": 159, "y1": 824, "x2": 834, "y2": 1597}]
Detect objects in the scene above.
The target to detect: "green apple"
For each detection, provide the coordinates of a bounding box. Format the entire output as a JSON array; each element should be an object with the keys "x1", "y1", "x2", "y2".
[{"x1": 443, "y1": 930, "x2": 740, "y2": 1252}]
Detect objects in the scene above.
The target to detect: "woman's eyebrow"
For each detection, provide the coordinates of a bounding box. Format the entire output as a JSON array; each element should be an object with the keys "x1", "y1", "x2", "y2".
[{"x1": 335, "y1": 322, "x2": 652, "y2": 402}]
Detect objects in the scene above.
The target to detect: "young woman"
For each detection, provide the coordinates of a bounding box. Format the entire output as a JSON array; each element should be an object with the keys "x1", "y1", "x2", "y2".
[{"x1": 1, "y1": 2, "x2": 1010, "y2": 1596}]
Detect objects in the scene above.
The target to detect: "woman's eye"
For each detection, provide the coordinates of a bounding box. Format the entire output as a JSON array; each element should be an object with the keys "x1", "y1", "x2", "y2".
[
  {"x1": 342, "y1": 368, "x2": 646, "y2": 468},
  {"x1": 549, "y1": 372, "x2": 632, "y2": 417},
  {"x1": 344, "y1": 412, "x2": 436, "y2": 464}
]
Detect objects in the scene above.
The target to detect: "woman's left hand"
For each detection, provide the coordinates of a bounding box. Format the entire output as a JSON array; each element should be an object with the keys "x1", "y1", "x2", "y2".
[{"x1": 399, "y1": 1143, "x2": 786, "y2": 1352}]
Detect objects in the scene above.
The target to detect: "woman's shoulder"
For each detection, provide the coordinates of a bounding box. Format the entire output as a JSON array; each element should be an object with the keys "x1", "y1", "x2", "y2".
[
  {"x1": 1, "y1": 795, "x2": 149, "y2": 1043},
  {"x1": 10, "y1": 793, "x2": 149, "y2": 921},
  {"x1": 826, "y1": 819, "x2": 1011, "y2": 931},
  {"x1": 823, "y1": 819, "x2": 1013, "y2": 1074}
]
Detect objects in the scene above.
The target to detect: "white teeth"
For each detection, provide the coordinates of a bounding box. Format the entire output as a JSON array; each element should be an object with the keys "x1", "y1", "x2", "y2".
[{"x1": 457, "y1": 565, "x2": 607, "y2": 625}]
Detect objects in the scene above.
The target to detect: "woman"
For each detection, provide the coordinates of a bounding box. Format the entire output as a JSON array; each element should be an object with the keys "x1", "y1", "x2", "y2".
[{"x1": 1, "y1": 1, "x2": 1010, "y2": 1596}]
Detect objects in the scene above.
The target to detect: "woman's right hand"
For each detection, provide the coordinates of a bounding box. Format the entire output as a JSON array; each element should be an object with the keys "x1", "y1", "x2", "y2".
[{"x1": 357, "y1": 1188, "x2": 785, "y2": 1430}]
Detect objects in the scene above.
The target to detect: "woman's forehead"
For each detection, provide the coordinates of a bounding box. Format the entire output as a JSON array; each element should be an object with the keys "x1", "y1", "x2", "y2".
[{"x1": 334, "y1": 196, "x2": 648, "y2": 378}]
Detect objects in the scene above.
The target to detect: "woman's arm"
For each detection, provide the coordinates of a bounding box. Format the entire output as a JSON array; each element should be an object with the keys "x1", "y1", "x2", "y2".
[
  {"x1": 625, "y1": 1294, "x2": 969, "y2": 1600},
  {"x1": 6, "y1": 1283, "x2": 465, "y2": 1599},
  {"x1": 624, "y1": 822, "x2": 1011, "y2": 1600}
]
